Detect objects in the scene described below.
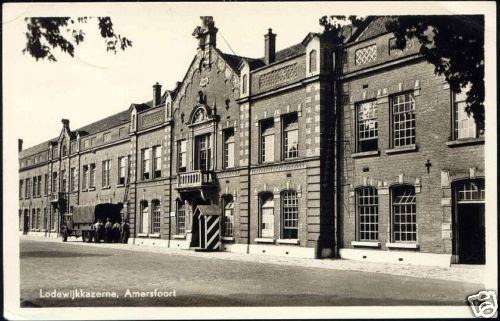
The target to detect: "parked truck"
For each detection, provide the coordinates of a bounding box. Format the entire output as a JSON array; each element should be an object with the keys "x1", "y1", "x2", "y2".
[{"x1": 62, "y1": 203, "x2": 123, "y2": 242}]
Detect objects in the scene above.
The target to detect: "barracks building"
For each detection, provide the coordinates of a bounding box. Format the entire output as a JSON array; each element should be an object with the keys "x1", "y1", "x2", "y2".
[{"x1": 18, "y1": 16, "x2": 485, "y2": 266}]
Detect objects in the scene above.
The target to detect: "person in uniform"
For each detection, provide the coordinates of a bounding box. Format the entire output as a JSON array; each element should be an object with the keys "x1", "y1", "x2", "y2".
[
  {"x1": 121, "y1": 219, "x2": 130, "y2": 244},
  {"x1": 104, "y1": 218, "x2": 112, "y2": 243},
  {"x1": 112, "y1": 220, "x2": 121, "y2": 242},
  {"x1": 61, "y1": 224, "x2": 68, "y2": 242},
  {"x1": 93, "y1": 220, "x2": 100, "y2": 243},
  {"x1": 97, "y1": 219, "x2": 104, "y2": 243}
]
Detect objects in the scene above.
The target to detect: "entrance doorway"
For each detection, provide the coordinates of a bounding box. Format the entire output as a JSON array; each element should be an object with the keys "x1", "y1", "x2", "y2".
[
  {"x1": 457, "y1": 203, "x2": 485, "y2": 264},
  {"x1": 454, "y1": 179, "x2": 485, "y2": 264}
]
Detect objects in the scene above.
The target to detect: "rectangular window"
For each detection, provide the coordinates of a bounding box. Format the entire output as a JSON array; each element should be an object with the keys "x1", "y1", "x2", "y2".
[
  {"x1": 37, "y1": 175, "x2": 42, "y2": 196},
  {"x1": 282, "y1": 191, "x2": 299, "y2": 239},
  {"x1": 44, "y1": 174, "x2": 48, "y2": 195},
  {"x1": 61, "y1": 170, "x2": 67, "y2": 192},
  {"x1": 118, "y1": 157, "x2": 127, "y2": 185},
  {"x1": 26, "y1": 178, "x2": 31, "y2": 198},
  {"x1": 195, "y1": 134, "x2": 211, "y2": 170},
  {"x1": 177, "y1": 140, "x2": 187, "y2": 172},
  {"x1": 102, "y1": 160, "x2": 111, "y2": 187},
  {"x1": 70, "y1": 168, "x2": 76, "y2": 192},
  {"x1": 153, "y1": 145, "x2": 162, "y2": 178},
  {"x1": 32, "y1": 177, "x2": 37, "y2": 197},
  {"x1": 392, "y1": 93, "x2": 416, "y2": 147},
  {"x1": 457, "y1": 180, "x2": 485, "y2": 202},
  {"x1": 89, "y1": 164, "x2": 96, "y2": 188},
  {"x1": 222, "y1": 196, "x2": 234, "y2": 237},
  {"x1": 82, "y1": 165, "x2": 88, "y2": 190},
  {"x1": 142, "y1": 148, "x2": 150, "y2": 180},
  {"x1": 357, "y1": 187, "x2": 379, "y2": 241},
  {"x1": 283, "y1": 113, "x2": 299, "y2": 160},
  {"x1": 392, "y1": 186, "x2": 417, "y2": 242},
  {"x1": 357, "y1": 101, "x2": 378, "y2": 152},
  {"x1": 52, "y1": 172, "x2": 58, "y2": 193},
  {"x1": 260, "y1": 119, "x2": 275, "y2": 163},
  {"x1": 177, "y1": 201, "x2": 186, "y2": 234},
  {"x1": 19, "y1": 180, "x2": 23, "y2": 199},
  {"x1": 453, "y1": 91, "x2": 482, "y2": 140},
  {"x1": 152, "y1": 201, "x2": 161, "y2": 234},
  {"x1": 223, "y1": 128, "x2": 235, "y2": 169},
  {"x1": 36, "y1": 208, "x2": 41, "y2": 230}
]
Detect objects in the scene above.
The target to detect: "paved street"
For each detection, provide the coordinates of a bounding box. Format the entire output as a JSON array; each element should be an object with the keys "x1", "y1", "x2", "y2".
[{"x1": 20, "y1": 238, "x2": 483, "y2": 307}]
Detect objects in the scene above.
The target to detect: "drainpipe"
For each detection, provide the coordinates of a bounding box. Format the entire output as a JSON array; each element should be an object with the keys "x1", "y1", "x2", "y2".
[
  {"x1": 247, "y1": 99, "x2": 252, "y2": 255},
  {"x1": 333, "y1": 45, "x2": 343, "y2": 258}
]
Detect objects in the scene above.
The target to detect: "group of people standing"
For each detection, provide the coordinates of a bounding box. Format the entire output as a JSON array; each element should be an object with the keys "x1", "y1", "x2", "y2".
[{"x1": 93, "y1": 218, "x2": 130, "y2": 243}]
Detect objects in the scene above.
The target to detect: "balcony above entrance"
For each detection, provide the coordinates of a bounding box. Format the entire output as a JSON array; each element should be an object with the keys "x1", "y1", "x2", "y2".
[{"x1": 177, "y1": 170, "x2": 216, "y2": 190}]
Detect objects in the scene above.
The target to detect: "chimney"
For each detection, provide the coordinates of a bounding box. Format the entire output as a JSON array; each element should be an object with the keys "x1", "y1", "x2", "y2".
[
  {"x1": 193, "y1": 16, "x2": 217, "y2": 50},
  {"x1": 264, "y1": 28, "x2": 276, "y2": 65},
  {"x1": 61, "y1": 119, "x2": 70, "y2": 129},
  {"x1": 153, "y1": 82, "x2": 162, "y2": 106},
  {"x1": 18, "y1": 139, "x2": 23, "y2": 152}
]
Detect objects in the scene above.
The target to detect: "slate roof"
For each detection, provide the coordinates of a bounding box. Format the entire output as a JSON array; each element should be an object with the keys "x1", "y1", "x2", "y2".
[
  {"x1": 20, "y1": 109, "x2": 131, "y2": 158},
  {"x1": 275, "y1": 42, "x2": 306, "y2": 61},
  {"x1": 356, "y1": 16, "x2": 396, "y2": 42}
]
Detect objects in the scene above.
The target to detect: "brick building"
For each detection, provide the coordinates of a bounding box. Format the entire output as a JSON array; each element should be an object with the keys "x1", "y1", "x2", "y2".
[{"x1": 18, "y1": 16, "x2": 485, "y2": 265}]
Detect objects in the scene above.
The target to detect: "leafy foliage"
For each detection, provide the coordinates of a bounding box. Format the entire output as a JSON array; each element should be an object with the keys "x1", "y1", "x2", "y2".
[
  {"x1": 23, "y1": 16, "x2": 133, "y2": 62},
  {"x1": 319, "y1": 15, "x2": 485, "y2": 131},
  {"x1": 386, "y1": 15, "x2": 484, "y2": 131}
]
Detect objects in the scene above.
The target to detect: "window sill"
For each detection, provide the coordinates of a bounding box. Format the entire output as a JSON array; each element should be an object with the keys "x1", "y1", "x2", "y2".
[
  {"x1": 173, "y1": 234, "x2": 186, "y2": 239},
  {"x1": 101, "y1": 186, "x2": 111, "y2": 190},
  {"x1": 116, "y1": 184, "x2": 125, "y2": 188},
  {"x1": 351, "y1": 241, "x2": 381, "y2": 248},
  {"x1": 137, "y1": 233, "x2": 148, "y2": 238},
  {"x1": 255, "y1": 238, "x2": 275, "y2": 244},
  {"x1": 446, "y1": 137, "x2": 484, "y2": 147},
  {"x1": 149, "y1": 233, "x2": 160, "y2": 238},
  {"x1": 221, "y1": 236, "x2": 235, "y2": 242},
  {"x1": 386, "y1": 242, "x2": 419, "y2": 249},
  {"x1": 351, "y1": 150, "x2": 380, "y2": 159},
  {"x1": 88, "y1": 187, "x2": 96, "y2": 191},
  {"x1": 385, "y1": 144, "x2": 418, "y2": 155},
  {"x1": 277, "y1": 239, "x2": 300, "y2": 245}
]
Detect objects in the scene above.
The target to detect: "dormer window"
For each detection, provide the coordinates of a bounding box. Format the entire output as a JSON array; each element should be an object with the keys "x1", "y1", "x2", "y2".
[
  {"x1": 242, "y1": 74, "x2": 248, "y2": 94},
  {"x1": 309, "y1": 50, "x2": 317, "y2": 73},
  {"x1": 62, "y1": 145, "x2": 67, "y2": 157}
]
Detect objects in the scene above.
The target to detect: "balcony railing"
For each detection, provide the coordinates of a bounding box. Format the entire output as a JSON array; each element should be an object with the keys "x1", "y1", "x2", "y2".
[
  {"x1": 177, "y1": 170, "x2": 216, "y2": 189},
  {"x1": 50, "y1": 192, "x2": 65, "y2": 203}
]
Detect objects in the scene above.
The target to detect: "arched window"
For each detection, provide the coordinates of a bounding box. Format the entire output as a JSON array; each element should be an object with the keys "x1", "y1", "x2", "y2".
[
  {"x1": 356, "y1": 187, "x2": 379, "y2": 241},
  {"x1": 260, "y1": 193, "x2": 274, "y2": 238},
  {"x1": 222, "y1": 195, "x2": 234, "y2": 237},
  {"x1": 281, "y1": 190, "x2": 299, "y2": 239},
  {"x1": 140, "y1": 201, "x2": 149, "y2": 234},
  {"x1": 176, "y1": 200, "x2": 186, "y2": 234},
  {"x1": 62, "y1": 145, "x2": 68, "y2": 157},
  {"x1": 309, "y1": 49, "x2": 317, "y2": 73},
  {"x1": 151, "y1": 200, "x2": 161, "y2": 234},
  {"x1": 242, "y1": 74, "x2": 248, "y2": 94},
  {"x1": 456, "y1": 179, "x2": 485, "y2": 202},
  {"x1": 391, "y1": 185, "x2": 416, "y2": 242}
]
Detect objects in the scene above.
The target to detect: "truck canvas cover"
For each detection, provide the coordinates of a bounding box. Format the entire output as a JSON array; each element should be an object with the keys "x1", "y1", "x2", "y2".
[{"x1": 73, "y1": 203, "x2": 123, "y2": 224}]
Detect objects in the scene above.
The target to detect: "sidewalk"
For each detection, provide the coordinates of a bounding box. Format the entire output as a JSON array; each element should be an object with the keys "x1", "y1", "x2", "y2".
[{"x1": 20, "y1": 234, "x2": 485, "y2": 285}]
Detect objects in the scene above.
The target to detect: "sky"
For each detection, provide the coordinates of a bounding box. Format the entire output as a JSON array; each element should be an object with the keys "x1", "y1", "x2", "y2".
[{"x1": 3, "y1": 2, "x2": 493, "y2": 149}]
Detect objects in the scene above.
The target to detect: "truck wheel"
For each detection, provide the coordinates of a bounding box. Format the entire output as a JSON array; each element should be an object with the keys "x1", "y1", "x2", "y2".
[{"x1": 82, "y1": 231, "x2": 92, "y2": 243}]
